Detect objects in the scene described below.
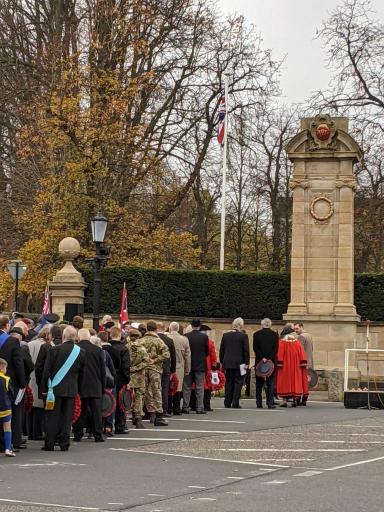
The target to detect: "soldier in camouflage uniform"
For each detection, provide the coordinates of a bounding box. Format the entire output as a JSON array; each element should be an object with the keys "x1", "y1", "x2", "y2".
[
  {"x1": 141, "y1": 320, "x2": 170, "y2": 427},
  {"x1": 126, "y1": 329, "x2": 151, "y2": 429}
]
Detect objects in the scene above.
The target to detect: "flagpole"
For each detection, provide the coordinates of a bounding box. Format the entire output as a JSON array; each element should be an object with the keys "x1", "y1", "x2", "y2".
[{"x1": 219, "y1": 72, "x2": 230, "y2": 271}]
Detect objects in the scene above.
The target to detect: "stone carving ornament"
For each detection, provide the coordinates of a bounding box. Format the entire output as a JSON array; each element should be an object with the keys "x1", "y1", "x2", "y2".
[
  {"x1": 289, "y1": 178, "x2": 309, "y2": 190},
  {"x1": 310, "y1": 195, "x2": 334, "y2": 224},
  {"x1": 308, "y1": 114, "x2": 338, "y2": 151},
  {"x1": 335, "y1": 178, "x2": 357, "y2": 190}
]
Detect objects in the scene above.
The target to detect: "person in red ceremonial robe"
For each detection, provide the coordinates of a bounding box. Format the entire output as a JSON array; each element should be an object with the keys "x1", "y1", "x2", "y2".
[{"x1": 276, "y1": 325, "x2": 308, "y2": 407}]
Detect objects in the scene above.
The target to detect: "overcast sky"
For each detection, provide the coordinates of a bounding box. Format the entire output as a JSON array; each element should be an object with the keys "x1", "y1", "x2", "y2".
[{"x1": 220, "y1": 0, "x2": 384, "y2": 104}]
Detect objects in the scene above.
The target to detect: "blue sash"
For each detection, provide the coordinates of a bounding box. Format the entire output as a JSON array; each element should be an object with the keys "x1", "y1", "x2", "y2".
[
  {"x1": 0, "y1": 332, "x2": 9, "y2": 350},
  {"x1": 46, "y1": 345, "x2": 80, "y2": 409}
]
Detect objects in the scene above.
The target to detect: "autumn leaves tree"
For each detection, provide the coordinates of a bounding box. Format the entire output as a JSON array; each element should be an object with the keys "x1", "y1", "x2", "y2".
[{"x1": 0, "y1": 0, "x2": 280, "y2": 307}]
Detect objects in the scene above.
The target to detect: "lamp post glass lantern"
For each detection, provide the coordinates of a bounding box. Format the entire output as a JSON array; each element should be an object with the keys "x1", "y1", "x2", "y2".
[
  {"x1": 91, "y1": 213, "x2": 108, "y2": 243},
  {"x1": 90, "y1": 214, "x2": 109, "y2": 331}
]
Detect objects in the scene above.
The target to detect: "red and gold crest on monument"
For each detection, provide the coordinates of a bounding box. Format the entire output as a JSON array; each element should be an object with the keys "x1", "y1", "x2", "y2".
[{"x1": 308, "y1": 114, "x2": 337, "y2": 151}]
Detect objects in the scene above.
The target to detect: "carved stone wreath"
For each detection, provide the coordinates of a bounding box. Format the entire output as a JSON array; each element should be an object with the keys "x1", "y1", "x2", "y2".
[{"x1": 310, "y1": 195, "x2": 334, "y2": 224}]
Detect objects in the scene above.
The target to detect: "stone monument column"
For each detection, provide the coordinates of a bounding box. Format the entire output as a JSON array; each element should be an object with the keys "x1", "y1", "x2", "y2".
[
  {"x1": 284, "y1": 114, "x2": 362, "y2": 369},
  {"x1": 49, "y1": 237, "x2": 87, "y2": 321}
]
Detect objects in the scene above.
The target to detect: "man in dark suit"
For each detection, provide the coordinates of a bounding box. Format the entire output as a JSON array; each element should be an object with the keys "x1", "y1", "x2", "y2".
[
  {"x1": 220, "y1": 317, "x2": 250, "y2": 409},
  {"x1": 253, "y1": 318, "x2": 279, "y2": 409},
  {"x1": 73, "y1": 329, "x2": 106, "y2": 442},
  {"x1": 105, "y1": 326, "x2": 130, "y2": 434},
  {"x1": 41, "y1": 325, "x2": 85, "y2": 451},
  {"x1": 183, "y1": 319, "x2": 208, "y2": 414},
  {"x1": 0, "y1": 316, "x2": 27, "y2": 450},
  {"x1": 156, "y1": 322, "x2": 176, "y2": 417}
]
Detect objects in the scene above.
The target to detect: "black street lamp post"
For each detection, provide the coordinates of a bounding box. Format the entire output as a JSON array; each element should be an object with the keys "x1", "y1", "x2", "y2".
[
  {"x1": 90, "y1": 213, "x2": 110, "y2": 331},
  {"x1": 7, "y1": 260, "x2": 27, "y2": 311}
]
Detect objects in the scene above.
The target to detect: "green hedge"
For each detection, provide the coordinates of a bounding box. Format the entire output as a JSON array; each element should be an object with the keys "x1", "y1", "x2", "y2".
[
  {"x1": 83, "y1": 268, "x2": 290, "y2": 319},
  {"x1": 82, "y1": 268, "x2": 384, "y2": 321},
  {"x1": 354, "y1": 274, "x2": 384, "y2": 321}
]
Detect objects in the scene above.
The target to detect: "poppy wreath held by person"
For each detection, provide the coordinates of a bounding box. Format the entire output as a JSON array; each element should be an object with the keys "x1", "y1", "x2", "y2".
[
  {"x1": 168, "y1": 373, "x2": 179, "y2": 396},
  {"x1": 71, "y1": 394, "x2": 82, "y2": 424},
  {"x1": 205, "y1": 369, "x2": 226, "y2": 391},
  {"x1": 24, "y1": 385, "x2": 34, "y2": 414},
  {"x1": 118, "y1": 385, "x2": 135, "y2": 413}
]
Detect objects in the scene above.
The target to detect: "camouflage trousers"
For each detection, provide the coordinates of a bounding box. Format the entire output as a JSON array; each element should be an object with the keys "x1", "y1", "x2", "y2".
[
  {"x1": 132, "y1": 387, "x2": 145, "y2": 417},
  {"x1": 144, "y1": 368, "x2": 163, "y2": 413}
]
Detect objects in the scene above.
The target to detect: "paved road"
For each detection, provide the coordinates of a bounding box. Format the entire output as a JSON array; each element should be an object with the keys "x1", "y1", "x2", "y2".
[{"x1": 0, "y1": 398, "x2": 383, "y2": 512}]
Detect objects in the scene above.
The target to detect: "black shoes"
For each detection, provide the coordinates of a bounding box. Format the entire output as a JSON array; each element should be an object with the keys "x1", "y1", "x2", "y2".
[
  {"x1": 154, "y1": 417, "x2": 168, "y2": 426},
  {"x1": 115, "y1": 429, "x2": 129, "y2": 435},
  {"x1": 268, "y1": 405, "x2": 276, "y2": 409},
  {"x1": 163, "y1": 413, "x2": 172, "y2": 418},
  {"x1": 196, "y1": 410, "x2": 207, "y2": 415},
  {"x1": 181, "y1": 408, "x2": 190, "y2": 414}
]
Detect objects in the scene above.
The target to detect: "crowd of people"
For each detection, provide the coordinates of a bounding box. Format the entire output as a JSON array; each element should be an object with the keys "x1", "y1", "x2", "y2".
[{"x1": 0, "y1": 312, "x2": 313, "y2": 456}]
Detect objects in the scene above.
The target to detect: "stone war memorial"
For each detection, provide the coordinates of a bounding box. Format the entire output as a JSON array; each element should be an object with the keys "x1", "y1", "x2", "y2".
[
  {"x1": 48, "y1": 114, "x2": 382, "y2": 399},
  {"x1": 284, "y1": 114, "x2": 362, "y2": 374}
]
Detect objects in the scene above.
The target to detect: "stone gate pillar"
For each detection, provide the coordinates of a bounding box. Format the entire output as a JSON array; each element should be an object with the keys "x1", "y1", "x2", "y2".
[
  {"x1": 284, "y1": 114, "x2": 362, "y2": 369},
  {"x1": 49, "y1": 237, "x2": 87, "y2": 321}
]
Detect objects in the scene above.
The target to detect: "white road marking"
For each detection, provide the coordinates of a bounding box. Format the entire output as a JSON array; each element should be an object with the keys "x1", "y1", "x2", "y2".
[
  {"x1": 247, "y1": 459, "x2": 314, "y2": 462},
  {"x1": 191, "y1": 497, "x2": 216, "y2": 501},
  {"x1": 188, "y1": 485, "x2": 207, "y2": 489},
  {"x1": 111, "y1": 437, "x2": 181, "y2": 441},
  {"x1": 214, "y1": 407, "x2": 282, "y2": 412},
  {"x1": 258, "y1": 468, "x2": 277, "y2": 471},
  {"x1": 294, "y1": 470, "x2": 324, "y2": 477},
  {"x1": 15, "y1": 461, "x2": 87, "y2": 467},
  {"x1": 226, "y1": 491, "x2": 243, "y2": 494},
  {"x1": 132, "y1": 429, "x2": 239, "y2": 434},
  {"x1": 171, "y1": 418, "x2": 246, "y2": 424},
  {"x1": 108, "y1": 503, "x2": 124, "y2": 505},
  {"x1": 0, "y1": 499, "x2": 99, "y2": 510},
  {"x1": 265, "y1": 480, "x2": 290, "y2": 485},
  {"x1": 226, "y1": 476, "x2": 244, "y2": 480},
  {"x1": 292, "y1": 433, "x2": 384, "y2": 437},
  {"x1": 325, "y1": 455, "x2": 384, "y2": 472},
  {"x1": 211, "y1": 448, "x2": 366, "y2": 452},
  {"x1": 317, "y1": 440, "x2": 384, "y2": 444},
  {"x1": 333, "y1": 425, "x2": 384, "y2": 428},
  {"x1": 109, "y1": 448, "x2": 290, "y2": 467},
  {"x1": 147, "y1": 494, "x2": 165, "y2": 497}
]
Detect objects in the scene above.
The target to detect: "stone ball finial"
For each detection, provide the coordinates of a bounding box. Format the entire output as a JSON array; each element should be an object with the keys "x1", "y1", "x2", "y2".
[{"x1": 59, "y1": 237, "x2": 81, "y2": 261}]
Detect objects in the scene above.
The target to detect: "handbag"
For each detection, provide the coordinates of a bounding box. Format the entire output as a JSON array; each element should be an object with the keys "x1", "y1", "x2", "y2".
[{"x1": 45, "y1": 345, "x2": 80, "y2": 411}]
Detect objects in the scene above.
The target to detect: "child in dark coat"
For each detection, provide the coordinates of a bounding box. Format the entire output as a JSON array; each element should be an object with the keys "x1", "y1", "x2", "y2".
[{"x1": 0, "y1": 358, "x2": 15, "y2": 456}]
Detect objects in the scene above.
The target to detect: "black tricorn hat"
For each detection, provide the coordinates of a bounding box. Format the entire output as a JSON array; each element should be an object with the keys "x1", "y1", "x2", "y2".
[
  {"x1": 104, "y1": 321, "x2": 115, "y2": 329},
  {"x1": 255, "y1": 359, "x2": 275, "y2": 378},
  {"x1": 43, "y1": 313, "x2": 60, "y2": 324},
  {"x1": 200, "y1": 324, "x2": 212, "y2": 331}
]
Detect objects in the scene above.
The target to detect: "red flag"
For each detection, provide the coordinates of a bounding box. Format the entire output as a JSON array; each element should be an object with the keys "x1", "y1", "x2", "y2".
[
  {"x1": 42, "y1": 285, "x2": 50, "y2": 315},
  {"x1": 217, "y1": 96, "x2": 226, "y2": 145},
  {"x1": 120, "y1": 282, "x2": 128, "y2": 327}
]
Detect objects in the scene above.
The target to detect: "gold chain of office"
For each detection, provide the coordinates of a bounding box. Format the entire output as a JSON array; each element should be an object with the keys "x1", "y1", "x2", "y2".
[{"x1": 310, "y1": 196, "x2": 334, "y2": 222}]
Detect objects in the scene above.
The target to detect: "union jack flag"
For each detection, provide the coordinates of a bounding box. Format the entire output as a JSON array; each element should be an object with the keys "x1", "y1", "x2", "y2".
[
  {"x1": 120, "y1": 282, "x2": 129, "y2": 327},
  {"x1": 217, "y1": 96, "x2": 226, "y2": 146},
  {"x1": 42, "y1": 284, "x2": 50, "y2": 315}
]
